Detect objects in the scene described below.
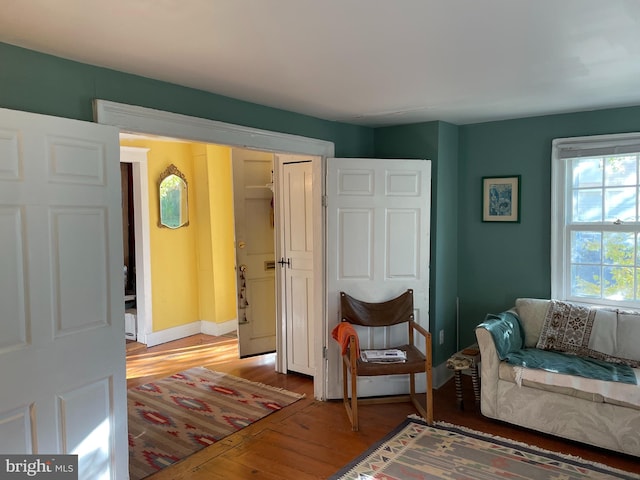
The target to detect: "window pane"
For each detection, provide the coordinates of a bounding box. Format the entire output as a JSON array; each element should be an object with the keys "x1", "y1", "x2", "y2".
[
  {"x1": 603, "y1": 266, "x2": 634, "y2": 300},
  {"x1": 557, "y1": 137, "x2": 640, "y2": 307},
  {"x1": 573, "y1": 190, "x2": 602, "y2": 222},
  {"x1": 571, "y1": 265, "x2": 601, "y2": 298},
  {"x1": 604, "y1": 187, "x2": 637, "y2": 222},
  {"x1": 571, "y1": 231, "x2": 601, "y2": 263},
  {"x1": 572, "y1": 158, "x2": 602, "y2": 188},
  {"x1": 603, "y1": 232, "x2": 635, "y2": 265},
  {"x1": 604, "y1": 156, "x2": 636, "y2": 186}
]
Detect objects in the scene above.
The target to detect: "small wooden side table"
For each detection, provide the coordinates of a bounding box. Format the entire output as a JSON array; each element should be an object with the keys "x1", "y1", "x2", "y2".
[{"x1": 446, "y1": 344, "x2": 481, "y2": 410}]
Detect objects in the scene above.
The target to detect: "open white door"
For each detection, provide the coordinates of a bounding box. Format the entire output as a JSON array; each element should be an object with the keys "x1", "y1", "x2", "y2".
[
  {"x1": 0, "y1": 108, "x2": 128, "y2": 478},
  {"x1": 232, "y1": 148, "x2": 277, "y2": 357},
  {"x1": 279, "y1": 159, "x2": 315, "y2": 376},
  {"x1": 326, "y1": 157, "x2": 431, "y2": 400}
]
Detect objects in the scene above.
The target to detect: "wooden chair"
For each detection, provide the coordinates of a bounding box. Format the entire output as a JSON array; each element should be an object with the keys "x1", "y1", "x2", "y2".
[{"x1": 338, "y1": 289, "x2": 433, "y2": 431}]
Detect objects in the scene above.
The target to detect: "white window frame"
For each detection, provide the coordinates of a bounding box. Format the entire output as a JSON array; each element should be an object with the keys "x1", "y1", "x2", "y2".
[{"x1": 551, "y1": 132, "x2": 640, "y2": 307}]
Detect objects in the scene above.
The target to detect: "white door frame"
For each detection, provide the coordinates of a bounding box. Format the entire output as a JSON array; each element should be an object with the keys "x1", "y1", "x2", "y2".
[
  {"x1": 119, "y1": 146, "x2": 153, "y2": 345},
  {"x1": 94, "y1": 100, "x2": 333, "y2": 400}
]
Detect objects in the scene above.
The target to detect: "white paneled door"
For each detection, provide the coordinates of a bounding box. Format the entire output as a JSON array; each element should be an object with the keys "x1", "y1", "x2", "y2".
[
  {"x1": 326, "y1": 158, "x2": 431, "y2": 400},
  {"x1": 232, "y1": 149, "x2": 277, "y2": 358},
  {"x1": 281, "y1": 161, "x2": 315, "y2": 376},
  {"x1": 0, "y1": 108, "x2": 128, "y2": 478}
]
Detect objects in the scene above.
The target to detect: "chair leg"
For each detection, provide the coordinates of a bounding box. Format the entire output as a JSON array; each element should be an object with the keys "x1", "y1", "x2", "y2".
[
  {"x1": 408, "y1": 372, "x2": 434, "y2": 425},
  {"x1": 342, "y1": 361, "x2": 352, "y2": 425},
  {"x1": 410, "y1": 371, "x2": 416, "y2": 397},
  {"x1": 342, "y1": 360, "x2": 348, "y2": 406},
  {"x1": 409, "y1": 373, "x2": 425, "y2": 422},
  {"x1": 342, "y1": 360, "x2": 358, "y2": 431},
  {"x1": 350, "y1": 367, "x2": 358, "y2": 431},
  {"x1": 425, "y1": 368, "x2": 434, "y2": 424}
]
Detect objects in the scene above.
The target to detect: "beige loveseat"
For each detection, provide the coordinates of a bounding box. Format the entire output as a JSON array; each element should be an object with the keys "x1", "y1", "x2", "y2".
[{"x1": 475, "y1": 298, "x2": 640, "y2": 457}]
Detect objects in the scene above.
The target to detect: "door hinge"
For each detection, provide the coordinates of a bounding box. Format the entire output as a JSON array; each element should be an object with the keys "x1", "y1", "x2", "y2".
[
  {"x1": 323, "y1": 346, "x2": 327, "y2": 359},
  {"x1": 322, "y1": 195, "x2": 328, "y2": 207}
]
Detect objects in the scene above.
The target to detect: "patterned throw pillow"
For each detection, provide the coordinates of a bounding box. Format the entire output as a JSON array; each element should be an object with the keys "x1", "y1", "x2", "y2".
[
  {"x1": 536, "y1": 300, "x2": 595, "y2": 354},
  {"x1": 536, "y1": 300, "x2": 640, "y2": 368}
]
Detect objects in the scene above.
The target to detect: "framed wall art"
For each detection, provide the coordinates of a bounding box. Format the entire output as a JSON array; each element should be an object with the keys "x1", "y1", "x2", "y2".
[{"x1": 482, "y1": 175, "x2": 520, "y2": 223}]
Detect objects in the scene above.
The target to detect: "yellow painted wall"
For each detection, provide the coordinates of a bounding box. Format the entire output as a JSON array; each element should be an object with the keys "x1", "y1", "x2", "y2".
[
  {"x1": 191, "y1": 143, "x2": 238, "y2": 325},
  {"x1": 206, "y1": 144, "x2": 238, "y2": 323},
  {"x1": 147, "y1": 140, "x2": 199, "y2": 330},
  {"x1": 192, "y1": 144, "x2": 216, "y2": 323},
  {"x1": 120, "y1": 138, "x2": 237, "y2": 332}
]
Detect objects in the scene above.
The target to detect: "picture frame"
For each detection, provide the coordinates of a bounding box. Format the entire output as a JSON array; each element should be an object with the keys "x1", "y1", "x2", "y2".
[{"x1": 482, "y1": 175, "x2": 520, "y2": 223}]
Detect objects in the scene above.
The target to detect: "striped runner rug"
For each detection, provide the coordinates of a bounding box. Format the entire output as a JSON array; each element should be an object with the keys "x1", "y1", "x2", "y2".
[
  {"x1": 128, "y1": 366, "x2": 304, "y2": 480},
  {"x1": 330, "y1": 417, "x2": 639, "y2": 480}
]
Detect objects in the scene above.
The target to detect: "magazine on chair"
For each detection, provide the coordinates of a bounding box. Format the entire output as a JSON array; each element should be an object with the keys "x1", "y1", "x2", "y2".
[{"x1": 360, "y1": 349, "x2": 407, "y2": 363}]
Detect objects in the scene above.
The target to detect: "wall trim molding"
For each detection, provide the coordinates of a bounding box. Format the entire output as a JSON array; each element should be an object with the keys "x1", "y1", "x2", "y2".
[
  {"x1": 94, "y1": 100, "x2": 335, "y2": 156},
  {"x1": 145, "y1": 322, "x2": 203, "y2": 348},
  {"x1": 144, "y1": 320, "x2": 239, "y2": 347},
  {"x1": 201, "y1": 319, "x2": 238, "y2": 337},
  {"x1": 433, "y1": 361, "x2": 454, "y2": 390}
]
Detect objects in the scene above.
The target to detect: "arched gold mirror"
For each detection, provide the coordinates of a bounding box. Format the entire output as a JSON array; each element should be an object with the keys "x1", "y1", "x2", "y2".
[{"x1": 159, "y1": 164, "x2": 189, "y2": 228}]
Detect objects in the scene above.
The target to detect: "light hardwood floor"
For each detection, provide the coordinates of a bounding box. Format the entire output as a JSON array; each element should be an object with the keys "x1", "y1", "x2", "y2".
[{"x1": 126, "y1": 334, "x2": 640, "y2": 479}]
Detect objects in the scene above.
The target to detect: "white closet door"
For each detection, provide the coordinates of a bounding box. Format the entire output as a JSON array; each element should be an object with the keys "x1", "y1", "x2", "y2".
[
  {"x1": 282, "y1": 161, "x2": 315, "y2": 376},
  {"x1": 326, "y1": 157, "x2": 431, "y2": 400}
]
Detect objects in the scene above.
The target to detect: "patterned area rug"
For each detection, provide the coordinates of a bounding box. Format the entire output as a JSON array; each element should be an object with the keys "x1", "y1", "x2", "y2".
[
  {"x1": 128, "y1": 366, "x2": 304, "y2": 480},
  {"x1": 330, "y1": 417, "x2": 640, "y2": 480}
]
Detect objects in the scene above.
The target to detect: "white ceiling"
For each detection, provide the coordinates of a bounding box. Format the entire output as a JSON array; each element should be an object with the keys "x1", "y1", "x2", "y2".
[{"x1": 2, "y1": 0, "x2": 640, "y2": 127}]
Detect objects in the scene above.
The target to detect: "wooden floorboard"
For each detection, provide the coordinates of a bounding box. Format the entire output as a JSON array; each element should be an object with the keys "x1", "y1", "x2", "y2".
[{"x1": 127, "y1": 334, "x2": 640, "y2": 479}]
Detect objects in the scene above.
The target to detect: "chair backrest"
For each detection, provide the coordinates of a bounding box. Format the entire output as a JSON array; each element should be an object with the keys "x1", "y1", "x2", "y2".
[{"x1": 340, "y1": 289, "x2": 414, "y2": 327}]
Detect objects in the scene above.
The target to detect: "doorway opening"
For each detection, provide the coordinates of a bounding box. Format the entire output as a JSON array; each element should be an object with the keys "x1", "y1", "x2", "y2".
[
  {"x1": 120, "y1": 162, "x2": 137, "y2": 341},
  {"x1": 121, "y1": 134, "x2": 315, "y2": 390},
  {"x1": 97, "y1": 99, "x2": 332, "y2": 401}
]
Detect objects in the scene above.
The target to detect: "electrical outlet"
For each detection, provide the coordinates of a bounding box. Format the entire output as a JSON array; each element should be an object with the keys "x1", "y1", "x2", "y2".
[{"x1": 439, "y1": 329, "x2": 444, "y2": 345}]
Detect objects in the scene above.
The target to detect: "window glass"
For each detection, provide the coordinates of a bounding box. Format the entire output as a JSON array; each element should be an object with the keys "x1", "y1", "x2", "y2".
[
  {"x1": 572, "y1": 158, "x2": 602, "y2": 188},
  {"x1": 573, "y1": 190, "x2": 602, "y2": 222},
  {"x1": 554, "y1": 139, "x2": 640, "y2": 307}
]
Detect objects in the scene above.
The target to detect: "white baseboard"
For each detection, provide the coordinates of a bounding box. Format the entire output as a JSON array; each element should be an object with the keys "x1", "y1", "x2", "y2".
[
  {"x1": 433, "y1": 360, "x2": 454, "y2": 389},
  {"x1": 201, "y1": 318, "x2": 238, "y2": 336},
  {"x1": 144, "y1": 322, "x2": 202, "y2": 347},
  {"x1": 144, "y1": 319, "x2": 238, "y2": 347}
]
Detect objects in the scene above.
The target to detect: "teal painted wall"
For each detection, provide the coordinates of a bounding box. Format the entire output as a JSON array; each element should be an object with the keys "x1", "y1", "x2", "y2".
[
  {"x1": 0, "y1": 42, "x2": 374, "y2": 157},
  {"x1": 458, "y1": 106, "x2": 640, "y2": 347},
  {"x1": 374, "y1": 121, "x2": 459, "y2": 365},
  {"x1": 7, "y1": 41, "x2": 640, "y2": 368},
  {"x1": 434, "y1": 122, "x2": 459, "y2": 364}
]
